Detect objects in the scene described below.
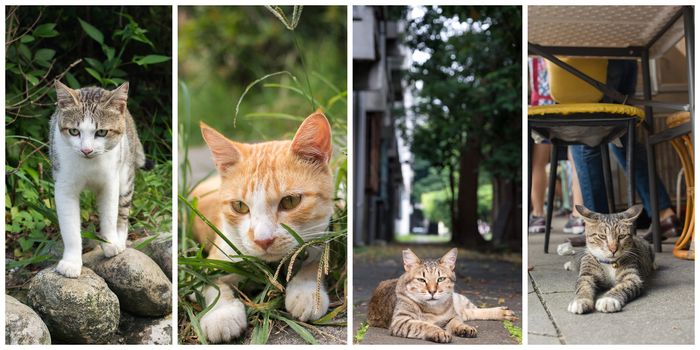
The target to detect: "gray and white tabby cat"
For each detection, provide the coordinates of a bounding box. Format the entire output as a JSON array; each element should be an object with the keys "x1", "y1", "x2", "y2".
[
  {"x1": 50, "y1": 81, "x2": 146, "y2": 278},
  {"x1": 367, "y1": 249, "x2": 516, "y2": 343},
  {"x1": 566, "y1": 204, "x2": 656, "y2": 314}
]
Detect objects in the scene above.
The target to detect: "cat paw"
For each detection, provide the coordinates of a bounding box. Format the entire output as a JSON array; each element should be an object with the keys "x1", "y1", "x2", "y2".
[
  {"x1": 101, "y1": 240, "x2": 126, "y2": 258},
  {"x1": 55, "y1": 259, "x2": 82, "y2": 278},
  {"x1": 499, "y1": 306, "x2": 518, "y2": 321},
  {"x1": 595, "y1": 297, "x2": 622, "y2": 313},
  {"x1": 200, "y1": 299, "x2": 247, "y2": 343},
  {"x1": 453, "y1": 324, "x2": 478, "y2": 338},
  {"x1": 567, "y1": 298, "x2": 593, "y2": 314},
  {"x1": 285, "y1": 279, "x2": 329, "y2": 321},
  {"x1": 426, "y1": 329, "x2": 452, "y2": 343}
]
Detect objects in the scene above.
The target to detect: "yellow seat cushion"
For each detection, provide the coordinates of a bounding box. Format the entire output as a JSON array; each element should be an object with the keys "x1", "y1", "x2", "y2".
[
  {"x1": 666, "y1": 111, "x2": 691, "y2": 128},
  {"x1": 528, "y1": 103, "x2": 644, "y2": 121},
  {"x1": 547, "y1": 58, "x2": 608, "y2": 103}
]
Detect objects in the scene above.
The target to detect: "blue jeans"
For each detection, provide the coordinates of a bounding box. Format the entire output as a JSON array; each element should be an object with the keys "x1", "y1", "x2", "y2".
[{"x1": 570, "y1": 60, "x2": 671, "y2": 215}]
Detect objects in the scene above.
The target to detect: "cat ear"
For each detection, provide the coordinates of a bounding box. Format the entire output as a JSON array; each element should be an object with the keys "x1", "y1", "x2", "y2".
[
  {"x1": 55, "y1": 80, "x2": 80, "y2": 109},
  {"x1": 575, "y1": 205, "x2": 599, "y2": 222},
  {"x1": 439, "y1": 248, "x2": 458, "y2": 271},
  {"x1": 201, "y1": 122, "x2": 240, "y2": 174},
  {"x1": 104, "y1": 82, "x2": 129, "y2": 114},
  {"x1": 402, "y1": 249, "x2": 421, "y2": 272},
  {"x1": 291, "y1": 110, "x2": 332, "y2": 164},
  {"x1": 620, "y1": 205, "x2": 644, "y2": 224}
]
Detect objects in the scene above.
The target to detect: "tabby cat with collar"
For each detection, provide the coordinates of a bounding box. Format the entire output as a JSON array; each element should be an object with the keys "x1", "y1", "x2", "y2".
[
  {"x1": 50, "y1": 81, "x2": 146, "y2": 278},
  {"x1": 566, "y1": 205, "x2": 656, "y2": 314},
  {"x1": 367, "y1": 248, "x2": 516, "y2": 343}
]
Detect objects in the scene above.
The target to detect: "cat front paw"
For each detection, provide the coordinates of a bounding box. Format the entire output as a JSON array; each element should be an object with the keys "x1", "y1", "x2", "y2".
[
  {"x1": 453, "y1": 323, "x2": 478, "y2": 338},
  {"x1": 285, "y1": 279, "x2": 329, "y2": 322},
  {"x1": 498, "y1": 306, "x2": 518, "y2": 321},
  {"x1": 595, "y1": 297, "x2": 622, "y2": 313},
  {"x1": 426, "y1": 329, "x2": 452, "y2": 343},
  {"x1": 567, "y1": 298, "x2": 593, "y2": 314},
  {"x1": 101, "y1": 240, "x2": 126, "y2": 258},
  {"x1": 200, "y1": 299, "x2": 247, "y2": 343},
  {"x1": 55, "y1": 259, "x2": 82, "y2": 278}
]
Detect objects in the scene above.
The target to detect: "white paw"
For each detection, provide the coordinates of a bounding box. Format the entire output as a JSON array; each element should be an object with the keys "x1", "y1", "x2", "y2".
[
  {"x1": 567, "y1": 298, "x2": 593, "y2": 314},
  {"x1": 101, "y1": 240, "x2": 126, "y2": 258},
  {"x1": 285, "y1": 279, "x2": 329, "y2": 322},
  {"x1": 499, "y1": 306, "x2": 518, "y2": 321},
  {"x1": 55, "y1": 259, "x2": 82, "y2": 278},
  {"x1": 200, "y1": 299, "x2": 247, "y2": 343},
  {"x1": 564, "y1": 261, "x2": 573, "y2": 271},
  {"x1": 595, "y1": 297, "x2": 622, "y2": 313}
]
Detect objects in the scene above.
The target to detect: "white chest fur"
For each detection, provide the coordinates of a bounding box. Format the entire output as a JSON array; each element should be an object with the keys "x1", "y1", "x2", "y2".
[{"x1": 601, "y1": 263, "x2": 617, "y2": 286}]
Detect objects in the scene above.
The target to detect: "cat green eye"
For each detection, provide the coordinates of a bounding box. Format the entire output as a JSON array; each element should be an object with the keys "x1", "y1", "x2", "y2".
[
  {"x1": 68, "y1": 128, "x2": 80, "y2": 136},
  {"x1": 231, "y1": 201, "x2": 249, "y2": 214},
  {"x1": 437, "y1": 277, "x2": 446, "y2": 282},
  {"x1": 279, "y1": 194, "x2": 302, "y2": 210},
  {"x1": 95, "y1": 129, "x2": 108, "y2": 137}
]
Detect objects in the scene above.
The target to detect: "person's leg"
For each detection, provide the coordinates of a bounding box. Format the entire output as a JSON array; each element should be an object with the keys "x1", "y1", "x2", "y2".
[
  {"x1": 564, "y1": 149, "x2": 586, "y2": 236},
  {"x1": 531, "y1": 143, "x2": 551, "y2": 217},
  {"x1": 569, "y1": 145, "x2": 610, "y2": 213}
]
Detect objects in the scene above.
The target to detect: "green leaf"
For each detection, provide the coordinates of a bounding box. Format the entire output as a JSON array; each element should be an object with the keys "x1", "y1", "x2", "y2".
[
  {"x1": 34, "y1": 48, "x2": 56, "y2": 62},
  {"x1": 102, "y1": 44, "x2": 115, "y2": 61},
  {"x1": 65, "y1": 72, "x2": 80, "y2": 88},
  {"x1": 33, "y1": 23, "x2": 58, "y2": 38},
  {"x1": 18, "y1": 44, "x2": 31, "y2": 61},
  {"x1": 84, "y1": 57, "x2": 104, "y2": 73},
  {"x1": 274, "y1": 315, "x2": 318, "y2": 344},
  {"x1": 20, "y1": 35, "x2": 35, "y2": 43},
  {"x1": 23, "y1": 73, "x2": 39, "y2": 86},
  {"x1": 79, "y1": 18, "x2": 104, "y2": 44},
  {"x1": 133, "y1": 54, "x2": 171, "y2": 66},
  {"x1": 250, "y1": 314, "x2": 271, "y2": 344},
  {"x1": 280, "y1": 223, "x2": 305, "y2": 245},
  {"x1": 81, "y1": 231, "x2": 108, "y2": 243},
  {"x1": 85, "y1": 67, "x2": 102, "y2": 82}
]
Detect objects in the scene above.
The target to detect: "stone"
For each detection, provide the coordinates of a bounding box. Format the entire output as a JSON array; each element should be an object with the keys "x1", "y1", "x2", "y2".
[
  {"x1": 5, "y1": 295, "x2": 51, "y2": 344},
  {"x1": 83, "y1": 247, "x2": 171, "y2": 317},
  {"x1": 119, "y1": 312, "x2": 172, "y2": 345},
  {"x1": 132, "y1": 233, "x2": 172, "y2": 279},
  {"x1": 27, "y1": 267, "x2": 120, "y2": 344}
]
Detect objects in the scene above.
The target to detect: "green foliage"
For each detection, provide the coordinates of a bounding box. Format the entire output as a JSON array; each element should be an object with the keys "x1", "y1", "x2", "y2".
[
  {"x1": 5, "y1": 6, "x2": 172, "y2": 279},
  {"x1": 503, "y1": 320, "x2": 522, "y2": 344},
  {"x1": 353, "y1": 322, "x2": 370, "y2": 343},
  {"x1": 178, "y1": 6, "x2": 347, "y2": 344}
]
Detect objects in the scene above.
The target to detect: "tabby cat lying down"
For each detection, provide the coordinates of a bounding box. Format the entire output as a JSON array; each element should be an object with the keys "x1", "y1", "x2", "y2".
[
  {"x1": 566, "y1": 205, "x2": 656, "y2": 314},
  {"x1": 367, "y1": 248, "x2": 516, "y2": 343}
]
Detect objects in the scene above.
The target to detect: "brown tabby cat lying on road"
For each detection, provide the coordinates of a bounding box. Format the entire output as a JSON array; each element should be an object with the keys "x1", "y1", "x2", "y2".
[
  {"x1": 367, "y1": 248, "x2": 516, "y2": 343},
  {"x1": 566, "y1": 205, "x2": 656, "y2": 314}
]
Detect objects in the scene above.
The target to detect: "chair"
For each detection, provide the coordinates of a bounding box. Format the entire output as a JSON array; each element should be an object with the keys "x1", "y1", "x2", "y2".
[
  {"x1": 666, "y1": 111, "x2": 694, "y2": 260},
  {"x1": 528, "y1": 57, "x2": 645, "y2": 253}
]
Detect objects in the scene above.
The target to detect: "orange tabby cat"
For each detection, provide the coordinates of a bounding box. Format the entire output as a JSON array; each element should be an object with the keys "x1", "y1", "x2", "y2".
[{"x1": 190, "y1": 111, "x2": 334, "y2": 343}]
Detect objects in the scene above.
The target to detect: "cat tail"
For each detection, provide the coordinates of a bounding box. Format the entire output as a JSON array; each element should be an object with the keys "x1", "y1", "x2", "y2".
[
  {"x1": 564, "y1": 252, "x2": 584, "y2": 271},
  {"x1": 135, "y1": 138, "x2": 153, "y2": 170}
]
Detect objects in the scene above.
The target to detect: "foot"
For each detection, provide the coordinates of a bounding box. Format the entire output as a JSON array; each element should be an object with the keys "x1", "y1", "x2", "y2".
[
  {"x1": 528, "y1": 216, "x2": 546, "y2": 234},
  {"x1": 200, "y1": 299, "x2": 247, "y2": 343},
  {"x1": 643, "y1": 215, "x2": 680, "y2": 243},
  {"x1": 426, "y1": 329, "x2": 452, "y2": 343},
  {"x1": 563, "y1": 215, "x2": 585, "y2": 234},
  {"x1": 595, "y1": 297, "x2": 622, "y2": 313},
  {"x1": 55, "y1": 259, "x2": 82, "y2": 278},
  {"x1": 567, "y1": 235, "x2": 587, "y2": 247},
  {"x1": 101, "y1": 240, "x2": 126, "y2": 258},
  {"x1": 452, "y1": 323, "x2": 478, "y2": 338},
  {"x1": 496, "y1": 306, "x2": 517, "y2": 321},
  {"x1": 285, "y1": 279, "x2": 329, "y2": 321},
  {"x1": 567, "y1": 298, "x2": 593, "y2": 314}
]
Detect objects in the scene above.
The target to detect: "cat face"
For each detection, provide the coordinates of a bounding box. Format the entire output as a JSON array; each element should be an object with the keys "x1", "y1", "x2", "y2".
[
  {"x1": 402, "y1": 248, "x2": 457, "y2": 304},
  {"x1": 576, "y1": 205, "x2": 643, "y2": 261},
  {"x1": 54, "y1": 81, "x2": 127, "y2": 158},
  {"x1": 201, "y1": 111, "x2": 334, "y2": 262}
]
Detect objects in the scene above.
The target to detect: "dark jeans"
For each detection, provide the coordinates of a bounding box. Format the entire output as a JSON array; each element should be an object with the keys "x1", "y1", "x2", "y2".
[{"x1": 570, "y1": 60, "x2": 671, "y2": 215}]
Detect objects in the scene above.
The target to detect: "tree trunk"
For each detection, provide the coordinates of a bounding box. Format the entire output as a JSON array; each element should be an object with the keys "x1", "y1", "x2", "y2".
[
  {"x1": 447, "y1": 163, "x2": 457, "y2": 232},
  {"x1": 452, "y1": 140, "x2": 487, "y2": 249},
  {"x1": 491, "y1": 177, "x2": 521, "y2": 250}
]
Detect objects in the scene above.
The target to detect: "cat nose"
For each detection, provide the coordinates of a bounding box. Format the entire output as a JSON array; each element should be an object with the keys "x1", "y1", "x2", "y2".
[
  {"x1": 254, "y1": 237, "x2": 276, "y2": 250},
  {"x1": 608, "y1": 244, "x2": 618, "y2": 255},
  {"x1": 81, "y1": 147, "x2": 93, "y2": 156}
]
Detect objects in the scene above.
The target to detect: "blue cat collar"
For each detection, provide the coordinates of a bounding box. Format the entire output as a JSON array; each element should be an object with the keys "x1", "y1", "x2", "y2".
[{"x1": 597, "y1": 258, "x2": 619, "y2": 268}]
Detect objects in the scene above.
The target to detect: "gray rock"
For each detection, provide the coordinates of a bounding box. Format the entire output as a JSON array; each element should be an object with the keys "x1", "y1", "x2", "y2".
[
  {"x1": 6, "y1": 295, "x2": 51, "y2": 345},
  {"x1": 83, "y1": 247, "x2": 172, "y2": 317},
  {"x1": 27, "y1": 267, "x2": 120, "y2": 344},
  {"x1": 119, "y1": 312, "x2": 172, "y2": 345},
  {"x1": 132, "y1": 233, "x2": 172, "y2": 279}
]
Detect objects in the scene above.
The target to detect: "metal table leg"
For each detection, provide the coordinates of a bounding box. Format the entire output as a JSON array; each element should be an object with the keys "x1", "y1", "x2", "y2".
[
  {"x1": 544, "y1": 145, "x2": 559, "y2": 253},
  {"x1": 642, "y1": 49, "x2": 662, "y2": 252}
]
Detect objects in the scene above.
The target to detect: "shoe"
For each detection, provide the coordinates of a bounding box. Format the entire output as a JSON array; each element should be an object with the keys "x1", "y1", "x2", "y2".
[
  {"x1": 568, "y1": 235, "x2": 586, "y2": 247},
  {"x1": 529, "y1": 216, "x2": 546, "y2": 234},
  {"x1": 563, "y1": 215, "x2": 585, "y2": 234},
  {"x1": 643, "y1": 215, "x2": 681, "y2": 243},
  {"x1": 555, "y1": 208, "x2": 572, "y2": 217}
]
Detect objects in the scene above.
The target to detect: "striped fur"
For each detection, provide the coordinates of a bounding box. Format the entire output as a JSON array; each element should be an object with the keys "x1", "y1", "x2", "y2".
[
  {"x1": 367, "y1": 249, "x2": 516, "y2": 343},
  {"x1": 567, "y1": 205, "x2": 655, "y2": 314}
]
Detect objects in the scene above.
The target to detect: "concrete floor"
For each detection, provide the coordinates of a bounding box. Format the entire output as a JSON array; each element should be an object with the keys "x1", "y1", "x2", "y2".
[{"x1": 528, "y1": 217, "x2": 694, "y2": 344}]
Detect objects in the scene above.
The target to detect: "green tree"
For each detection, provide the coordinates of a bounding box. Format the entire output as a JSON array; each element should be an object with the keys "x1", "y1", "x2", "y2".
[{"x1": 400, "y1": 6, "x2": 521, "y2": 249}]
